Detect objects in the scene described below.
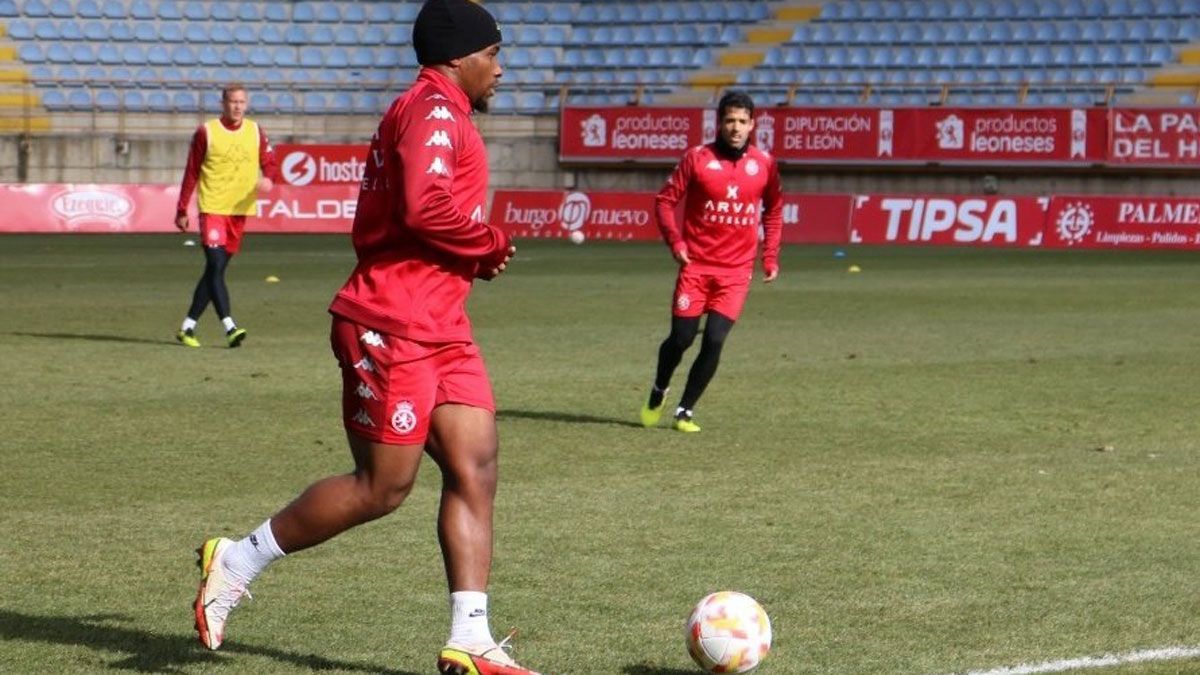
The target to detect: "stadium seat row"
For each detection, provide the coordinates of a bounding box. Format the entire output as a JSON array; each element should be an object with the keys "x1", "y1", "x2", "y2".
[
  {"x1": 37, "y1": 87, "x2": 551, "y2": 114},
  {"x1": 762, "y1": 44, "x2": 1176, "y2": 68},
  {"x1": 820, "y1": 0, "x2": 1200, "y2": 20},
  {"x1": 15, "y1": 42, "x2": 424, "y2": 69},
  {"x1": 790, "y1": 18, "x2": 1200, "y2": 44},
  {"x1": 2, "y1": 0, "x2": 419, "y2": 23},
  {"x1": 739, "y1": 66, "x2": 1148, "y2": 86},
  {"x1": 4, "y1": 18, "x2": 415, "y2": 46},
  {"x1": 27, "y1": 63, "x2": 569, "y2": 88},
  {"x1": 0, "y1": 0, "x2": 769, "y2": 24}
]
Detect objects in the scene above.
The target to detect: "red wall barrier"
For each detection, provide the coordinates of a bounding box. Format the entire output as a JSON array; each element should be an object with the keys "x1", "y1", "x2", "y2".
[
  {"x1": 560, "y1": 105, "x2": 1193, "y2": 167},
  {"x1": 8, "y1": 184, "x2": 1200, "y2": 251}
]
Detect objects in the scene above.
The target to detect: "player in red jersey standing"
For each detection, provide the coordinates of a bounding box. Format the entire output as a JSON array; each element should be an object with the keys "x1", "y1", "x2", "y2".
[
  {"x1": 190, "y1": 3, "x2": 541, "y2": 673},
  {"x1": 174, "y1": 84, "x2": 279, "y2": 348},
  {"x1": 639, "y1": 91, "x2": 783, "y2": 433}
]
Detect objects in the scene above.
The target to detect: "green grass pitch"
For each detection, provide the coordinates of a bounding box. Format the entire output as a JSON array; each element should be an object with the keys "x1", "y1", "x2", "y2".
[{"x1": 2, "y1": 234, "x2": 1199, "y2": 674}]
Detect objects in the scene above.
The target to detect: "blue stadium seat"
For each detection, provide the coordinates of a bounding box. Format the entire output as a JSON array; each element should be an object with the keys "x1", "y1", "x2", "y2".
[
  {"x1": 129, "y1": 0, "x2": 153, "y2": 19},
  {"x1": 327, "y1": 47, "x2": 350, "y2": 68},
  {"x1": 526, "y1": 3, "x2": 550, "y2": 22},
  {"x1": 42, "y1": 88, "x2": 67, "y2": 110},
  {"x1": 95, "y1": 88, "x2": 120, "y2": 111},
  {"x1": 172, "y1": 91, "x2": 198, "y2": 111},
  {"x1": 122, "y1": 89, "x2": 146, "y2": 111},
  {"x1": 180, "y1": 1, "x2": 204, "y2": 19},
  {"x1": 48, "y1": 0, "x2": 70, "y2": 18},
  {"x1": 264, "y1": 3, "x2": 287, "y2": 22},
  {"x1": 236, "y1": 3, "x2": 259, "y2": 21},
  {"x1": 274, "y1": 48, "x2": 297, "y2": 68},
  {"x1": 270, "y1": 92, "x2": 293, "y2": 112},
  {"x1": 147, "y1": 44, "x2": 171, "y2": 66},
  {"x1": 66, "y1": 88, "x2": 93, "y2": 109},
  {"x1": 549, "y1": 4, "x2": 573, "y2": 22},
  {"x1": 334, "y1": 25, "x2": 360, "y2": 46},
  {"x1": 260, "y1": 25, "x2": 285, "y2": 45},
  {"x1": 76, "y1": 0, "x2": 101, "y2": 18},
  {"x1": 156, "y1": 0, "x2": 181, "y2": 20},
  {"x1": 34, "y1": 20, "x2": 61, "y2": 40},
  {"x1": 171, "y1": 45, "x2": 197, "y2": 66},
  {"x1": 147, "y1": 90, "x2": 171, "y2": 112},
  {"x1": 7, "y1": 19, "x2": 33, "y2": 40},
  {"x1": 101, "y1": 0, "x2": 125, "y2": 19},
  {"x1": 184, "y1": 24, "x2": 207, "y2": 43},
  {"x1": 222, "y1": 47, "x2": 247, "y2": 67},
  {"x1": 210, "y1": 23, "x2": 233, "y2": 43},
  {"x1": 197, "y1": 46, "x2": 221, "y2": 66},
  {"x1": 82, "y1": 21, "x2": 106, "y2": 40},
  {"x1": 70, "y1": 44, "x2": 95, "y2": 64},
  {"x1": 161, "y1": 23, "x2": 183, "y2": 43},
  {"x1": 211, "y1": 1, "x2": 235, "y2": 21},
  {"x1": 310, "y1": 25, "x2": 335, "y2": 44},
  {"x1": 59, "y1": 22, "x2": 84, "y2": 42},
  {"x1": 352, "y1": 92, "x2": 383, "y2": 114},
  {"x1": 231, "y1": 24, "x2": 255, "y2": 43},
  {"x1": 292, "y1": 3, "x2": 316, "y2": 22},
  {"x1": 302, "y1": 92, "x2": 328, "y2": 112},
  {"x1": 361, "y1": 25, "x2": 386, "y2": 45},
  {"x1": 285, "y1": 26, "x2": 308, "y2": 45},
  {"x1": 0, "y1": 0, "x2": 16, "y2": 17},
  {"x1": 342, "y1": 3, "x2": 365, "y2": 23},
  {"x1": 121, "y1": 44, "x2": 146, "y2": 65}
]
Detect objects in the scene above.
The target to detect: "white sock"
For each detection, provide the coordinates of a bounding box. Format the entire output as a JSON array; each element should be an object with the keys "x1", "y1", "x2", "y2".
[
  {"x1": 221, "y1": 317, "x2": 237, "y2": 332},
  {"x1": 181, "y1": 317, "x2": 197, "y2": 332},
  {"x1": 221, "y1": 520, "x2": 285, "y2": 584},
  {"x1": 676, "y1": 406, "x2": 692, "y2": 419},
  {"x1": 448, "y1": 591, "x2": 493, "y2": 647}
]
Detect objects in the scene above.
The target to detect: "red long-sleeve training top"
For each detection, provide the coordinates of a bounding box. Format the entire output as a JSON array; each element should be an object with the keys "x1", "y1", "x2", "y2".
[
  {"x1": 655, "y1": 143, "x2": 783, "y2": 274},
  {"x1": 329, "y1": 68, "x2": 511, "y2": 343}
]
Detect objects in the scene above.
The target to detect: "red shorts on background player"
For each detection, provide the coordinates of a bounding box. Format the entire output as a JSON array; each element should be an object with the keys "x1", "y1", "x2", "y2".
[{"x1": 639, "y1": 90, "x2": 784, "y2": 434}]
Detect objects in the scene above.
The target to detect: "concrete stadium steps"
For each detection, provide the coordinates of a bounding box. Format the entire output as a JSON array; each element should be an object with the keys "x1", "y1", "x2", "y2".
[{"x1": 684, "y1": 3, "x2": 822, "y2": 94}]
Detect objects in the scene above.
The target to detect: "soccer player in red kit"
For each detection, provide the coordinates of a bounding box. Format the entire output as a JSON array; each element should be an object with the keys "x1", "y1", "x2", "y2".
[
  {"x1": 174, "y1": 84, "x2": 279, "y2": 348},
  {"x1": 639, "y1": 90, "x2": 783, "y2": 433},
  {"x1": 190, "y1": 2, "x2": 541, "y2": 673}
]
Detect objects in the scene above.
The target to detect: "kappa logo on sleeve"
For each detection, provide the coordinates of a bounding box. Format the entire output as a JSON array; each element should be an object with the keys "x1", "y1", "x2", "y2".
[
  {"x1": 426, "y1": 156, "x2": 450, "y2": 176},
  {"x1": 425, "y1": 130, "x2": 453, "y2": 148},
  {"x1": 425, "y1": 106, "x2": 455, "y2": 122}
]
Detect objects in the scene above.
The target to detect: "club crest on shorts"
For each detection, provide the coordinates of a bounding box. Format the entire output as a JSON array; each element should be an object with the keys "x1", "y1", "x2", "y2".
[
  {"x1": 391, "y1": 400, "x2": 417, "y2": 435},
  {"x1": 676, "y1": 293, "x2": 691, "y2": 311}
]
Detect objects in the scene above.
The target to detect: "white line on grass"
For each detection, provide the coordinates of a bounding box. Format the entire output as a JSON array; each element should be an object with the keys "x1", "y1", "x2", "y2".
[{"x1": 959, "y1": 645, "x2": 1200, "y2": 675}]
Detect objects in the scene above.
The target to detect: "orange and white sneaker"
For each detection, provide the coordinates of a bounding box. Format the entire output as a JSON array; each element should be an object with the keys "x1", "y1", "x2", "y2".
[
  {"x1": 437, "y1": 632, "x2": 541, "y2": 675},
  {"x1": 193, "y1": 537, "x2": 251, "y2": 650}
]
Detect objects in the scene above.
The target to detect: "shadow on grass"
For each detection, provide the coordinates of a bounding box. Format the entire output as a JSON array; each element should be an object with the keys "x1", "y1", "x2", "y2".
[
  {"x1": 10, "y1": 331, "x2": 173, "y2": 346},
  {"x1": 498, "y1": 408, "x2": 643, "y2": 428},
  {"x1": 623, "y1": 665, "x2": 697, "y2": 675},
  {"x1": 0, "y1": 610, "x2": 418, "y2": 674}
]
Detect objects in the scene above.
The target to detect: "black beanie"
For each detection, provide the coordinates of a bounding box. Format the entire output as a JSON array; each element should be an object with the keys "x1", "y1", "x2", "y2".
[{"x1": 412, "y1": 0, "x2": 503, "y2": 65}]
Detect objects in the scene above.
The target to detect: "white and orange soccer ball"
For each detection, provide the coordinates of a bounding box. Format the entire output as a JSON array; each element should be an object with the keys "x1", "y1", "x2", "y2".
[{"x1": 685, "y1": 591, "x2": 772, "y2": 673}]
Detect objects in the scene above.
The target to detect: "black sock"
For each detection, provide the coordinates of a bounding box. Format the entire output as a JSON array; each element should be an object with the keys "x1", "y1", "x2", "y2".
[{"x1": 648, "y1": 385, "x2": 667, "y2": 409}]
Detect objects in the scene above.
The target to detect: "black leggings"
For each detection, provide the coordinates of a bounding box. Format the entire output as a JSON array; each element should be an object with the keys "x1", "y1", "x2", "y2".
[
  {"x1": 186, "y1": 245, "x2": 232, "y2": 321},
  {"x1": 654, "y1": 312, "x2": 735, "y2": 412}
]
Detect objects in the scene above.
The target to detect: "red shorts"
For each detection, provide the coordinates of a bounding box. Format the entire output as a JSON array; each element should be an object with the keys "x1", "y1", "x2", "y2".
[
  {"x1": 672, "y1": 266, "x2": 753, "y2": 321},
  {"x1": 199, "y1": 213, "x2": 247, "y2": 254},
  {"x1": 329, "y1": 315, "x2": 495, "y2": 446}
]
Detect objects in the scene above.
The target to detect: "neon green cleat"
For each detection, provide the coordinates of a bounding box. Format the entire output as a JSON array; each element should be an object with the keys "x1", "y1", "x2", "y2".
[
  {"x1": 176, "y1": 330, "x2": 201, "y2": 348},
  {"x1": 226, "y1": 328, "x2": 247, "y2": 348},
  {"x1": 193, "y1": 537, "x2": 250, "y2": 650},
  {"x1": 672, "y1": 416, "x2": 701, "y2": 433},
  {"x1": 640, "y1": 401, "x2": 665, "y2": 428}
]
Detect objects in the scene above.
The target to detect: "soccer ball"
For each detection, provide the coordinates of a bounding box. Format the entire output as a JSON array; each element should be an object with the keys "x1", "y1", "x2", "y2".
[
  {"x1": 568, "y1": 229, "x2": 585, "y2": 244},
  {"x1": 685, "y1": 591, "x2": 772, "y2": 673}
]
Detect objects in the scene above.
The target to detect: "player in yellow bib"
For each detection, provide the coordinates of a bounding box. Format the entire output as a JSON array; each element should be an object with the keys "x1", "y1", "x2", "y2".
[{"x1": 174, "y1": 84, "x2": 279, "y2": 348}]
